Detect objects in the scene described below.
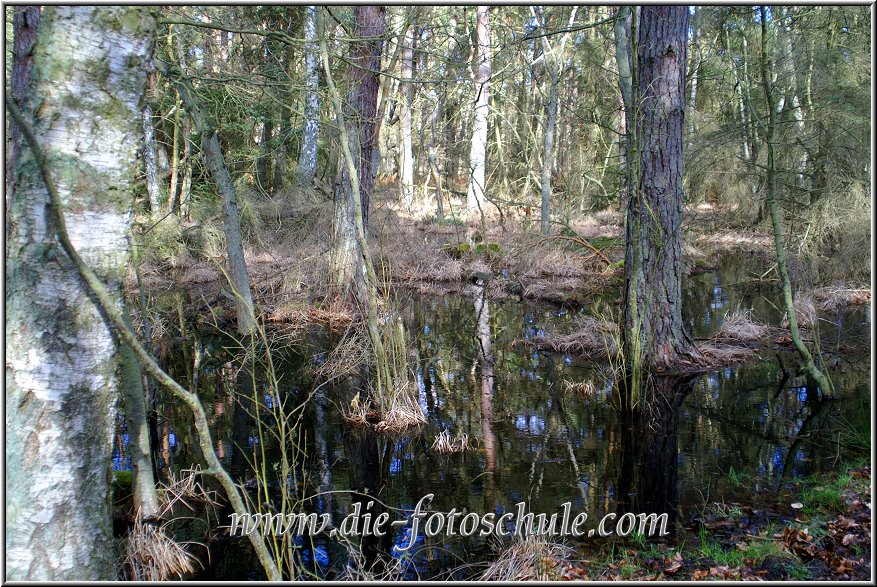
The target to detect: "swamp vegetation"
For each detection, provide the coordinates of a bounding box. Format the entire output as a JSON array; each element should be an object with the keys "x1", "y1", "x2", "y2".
[{"x1": 4, "y1": 4, "x2": 872, "y2": 582}]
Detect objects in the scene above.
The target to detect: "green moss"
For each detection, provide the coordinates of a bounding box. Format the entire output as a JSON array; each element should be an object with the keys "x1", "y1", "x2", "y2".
[
  {"x1": 111, "y1": 469, "x2": 133, "y2": 501},
  {"x1": 801, "y1": 486, "x2": 844, "y2": 513},
  {"x1": 443, "y1": 242, "x2": 502, "y2": 259}
]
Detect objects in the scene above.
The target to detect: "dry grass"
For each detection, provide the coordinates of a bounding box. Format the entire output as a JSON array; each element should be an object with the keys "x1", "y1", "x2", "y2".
[
  {"x1": 812, "y1": 284, "x2": 871, "y2": 313},
  {"x1": 120, "y1": 514, "x2": 202, "y2": 581},
  {"x1": 481, "y1": 535, "x2": 572, "y2": 581},
  {"x1": 715, "y1": 309, "x2": 771, "y2": 342},
  {"x1": 431, "y1": 428, "x2": 474, "y2": 454},
  {"x1": 698, "y1": 343, "x2": 757, "y2": 366},
  {"x1": 375, "y1": 385, "x2": 427, "y2": 433},
  {"x1": 119, "y1": 467, "x2": 218, "y2": 581},
  {"x1": 561, "y1": 379, "x2": 596, "y2": 397},
  {"x1": 531, "y1": 315, "x2": 618, "y2": 357},
  {"x1": 342, "y1": 385, "x2": 426, "y2": 434},
  {"x1": 782, "y1": 292, "x2": 817, "y2": 329}
]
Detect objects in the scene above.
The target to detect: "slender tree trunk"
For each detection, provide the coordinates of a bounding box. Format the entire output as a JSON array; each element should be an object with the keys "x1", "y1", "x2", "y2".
[
  {"x1": 5, "y1": 7, "x2": 155, "y2": 580},
  {"x1": 757, "y1": 6, "x2": 833, "y2": 397},
  {"x1": 296, "y1": 5, "x2": 320, "y2": 188},
  {"x1": 399, "y1": 20, "x2": 416, "y2": 209},
  {"x1": 725, "y1": 26, "x2": 751, "y2": 162},
  {"x1": 622, "y1": 6, "x2": 702, "y2": 377},
  {"x1": 120, "y1": 306, "x2": 161, "y2": 518},
  {"x1": 6, "y1": 6, "x2": 40, "y2": 239},
  {"x1": 255, "y1": 118, "x2": 274, "y2": 194},
  {"x1": 167, "y1": 92, "x2": 182, "y2": 213},
  {"x1": 614, "y1": 6, "x2": 634, "y2": 209},
  {"x1": 687, "y1": 6, "x2": 700, "y2": 144},
  {"x1": 142, "y1": 103, "x2": 162, "y2": 212},
  {"x1": 329, "y1": 5, "x2": 385, "y2": 300},
  {"x1": 170, "y1": 72, "x2": 257, "y2": 335},
  {"x1": 428, "y1": 89, "x2": 445, "y2": 220},
  {"x1": 540, "y1": 66, "x2": 558, "y2": 235},
  {"x1": 466, "y1": 6, "x2": 491, "y2": 214}
]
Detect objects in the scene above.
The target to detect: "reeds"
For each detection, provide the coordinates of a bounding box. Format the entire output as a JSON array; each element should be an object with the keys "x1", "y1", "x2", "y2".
[
  {"x1": 119, "y1": 467, "x2": 217, "y2": 581},
  {"x1": 431, "y1": 428, "x2": 473, "y2": 454},
  {"x1": 120, "y1": 512, "x2": 202, "y2": 581},
  {"x1": 481, "y1": 535, "x2": 572, "y2": 581},
  {"x1": 561, "y1": 379, "x2": 596, "y2": 397},
  {"x1": 715, "y1": 309, "x2": 771, "y2": 342},
  {"x1": 532, "y1": 315, "x2": 619, "y2": 357}
]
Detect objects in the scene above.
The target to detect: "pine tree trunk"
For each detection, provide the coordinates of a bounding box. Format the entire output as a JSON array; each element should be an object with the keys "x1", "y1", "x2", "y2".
[
  {"x1": 331, "y1": 5, "x2": 385, "y2": 300},
  {"x1": 5, "y1": 7, "x2": 155, "y2": 579},
  {"x1": 351, "y1": 5, "x2": 385, "y2": 229},
  {"x1": 5, "y1": 6, "x2": 40, "y2": 238},
  {"x1": 622, "y1": 6, "x2": 702, "y2": 374}
]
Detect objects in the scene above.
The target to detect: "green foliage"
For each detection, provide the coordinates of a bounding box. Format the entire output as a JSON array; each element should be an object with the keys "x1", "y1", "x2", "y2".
[{"x1": 800, "y1": 486, "x2": 844, "y2": 514}]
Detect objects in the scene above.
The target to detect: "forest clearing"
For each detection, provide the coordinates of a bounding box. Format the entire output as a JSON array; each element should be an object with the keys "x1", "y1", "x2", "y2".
[{"x1": 4, "y1": 4, "x2": 872, "y2": 581}]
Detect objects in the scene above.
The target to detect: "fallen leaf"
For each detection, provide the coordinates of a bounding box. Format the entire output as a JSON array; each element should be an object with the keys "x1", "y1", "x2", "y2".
[{"x1": 664, "y1": 560, "x2": 683, "y2": 574}]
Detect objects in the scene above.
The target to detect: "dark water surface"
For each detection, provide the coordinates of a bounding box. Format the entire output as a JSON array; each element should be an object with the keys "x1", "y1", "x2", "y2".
[{"x1": 119, "y1": 257, "x2": 871, "y2": 579}]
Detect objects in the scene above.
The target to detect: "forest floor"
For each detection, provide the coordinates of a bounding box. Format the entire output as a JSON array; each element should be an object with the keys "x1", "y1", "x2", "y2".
[
  {"x1": 132, "y1": 189, "x2": 868, "y2": 323},
  {"x1": 536, "y1": 463, "x2": 871, "y2": 581}
]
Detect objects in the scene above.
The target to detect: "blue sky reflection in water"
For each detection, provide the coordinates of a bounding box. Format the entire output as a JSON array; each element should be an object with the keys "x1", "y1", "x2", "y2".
[{"x1": 136, "y1": 256, "x2": 869, "y2": 579}]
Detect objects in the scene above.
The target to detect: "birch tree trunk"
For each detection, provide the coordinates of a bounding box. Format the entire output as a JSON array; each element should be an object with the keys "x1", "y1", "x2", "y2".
[
  {"x1": 614, "y1": 6, "x2": 634, "y2": 211},
  {"x1": 5, "y1": 7, "x2": 155, "y2": 580},
  {"x1": 622, "y1": 6, "x2": 702, "y2": 377},
  {"x1": 296, "y1": 6, "x2": 320, "y2": 189},
  {"x1": 142, "y1": 103, "x2": 162, "y2": 212},
  {"x1": 398, "y1": 20, "x2": 416, "y2": 209},
  {"x1": 466, "y1": 5, "x2": 491, "y2": 214}
]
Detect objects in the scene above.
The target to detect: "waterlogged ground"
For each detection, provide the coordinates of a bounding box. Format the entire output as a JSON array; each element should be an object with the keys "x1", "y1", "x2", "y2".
[{"x1": 120, "y1": 256, "x2": 871, "y2": 579}]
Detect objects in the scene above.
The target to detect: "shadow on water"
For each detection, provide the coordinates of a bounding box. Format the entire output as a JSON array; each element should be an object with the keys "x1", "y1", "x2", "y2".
[{"x1": 121, "y1": 255, "x2": 870, "y2": 578}]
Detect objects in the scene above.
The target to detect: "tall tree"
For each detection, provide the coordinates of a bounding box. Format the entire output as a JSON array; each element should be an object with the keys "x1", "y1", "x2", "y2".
[
  {"x1": 164, "y1": 64, "x2": 257, "y2": 335},
  {"x1": 756, "y1": 5, "x2": 833, "y2": 396},
  {"x1": 533, "y1": 6, "x2": 578, "y2": 235},
  {"x1": 330, "y1": 5, "x2": 385, "y2": 298},
  {"x1": 398, "y1": 16, "x2": 416, "y2": 209},
  {"x1": 466, "y1": 5, "x2": 491, "y2": 214},
  {"x1": 622, "y1": 6, "x2": 702, "y2": 382},
  {"x1": 296, "y1": 5, "x2": 320, "y2": 190},
  {"x1": 5, "y1": 7, "x2": 155, "y2": 579},
  {"x1": 5, "y1": 6, "x2": 40, "y2": 237}
]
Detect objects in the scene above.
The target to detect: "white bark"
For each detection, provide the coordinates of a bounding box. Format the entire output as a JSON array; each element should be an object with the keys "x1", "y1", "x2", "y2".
[
  {"x1": 296, "y1": 5, "x2": 320, "y2": 187},
  {"x1": 142, "y1": 103, "x2": 161, "y2": 212},
  {"x1": 5, "y1": 7, "x2": 154, "y2": 580},
  {"x1": 399, "y1": 21, "x2": 415, "y2": 208},
  {"x1": 466, "y1": 6, "x2": 491, "y2": 213}
]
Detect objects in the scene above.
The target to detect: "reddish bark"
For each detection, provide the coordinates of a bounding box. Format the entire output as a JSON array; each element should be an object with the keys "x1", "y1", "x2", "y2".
[
  {"x1": 623, "y1": 6, "x2": 703, "y2": 371},
  {"x1": 6, "y1": 7, "x2": 41, "y2": 223},
  {"x1": 349, "y1": 5, "x2": 385, "y2": 227}
]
